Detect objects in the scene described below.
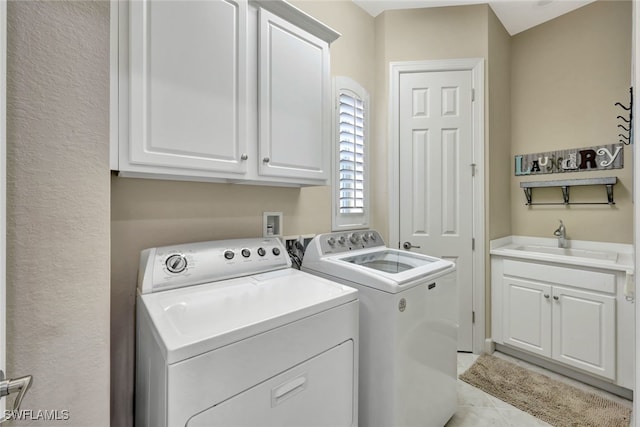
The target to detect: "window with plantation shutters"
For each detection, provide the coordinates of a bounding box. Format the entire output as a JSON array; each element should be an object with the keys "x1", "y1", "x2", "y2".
[
  {"x1": 333, "y1": 77, "x2": 369, "y2": 231},
  {"x1": 339, "y1": 93, "x2": 364, "y2": 214}
]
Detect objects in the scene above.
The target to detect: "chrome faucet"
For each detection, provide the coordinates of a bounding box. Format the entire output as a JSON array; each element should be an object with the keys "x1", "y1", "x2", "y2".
[{"x1": 553, "y1": 220, "x2": 567, "y2": 248}]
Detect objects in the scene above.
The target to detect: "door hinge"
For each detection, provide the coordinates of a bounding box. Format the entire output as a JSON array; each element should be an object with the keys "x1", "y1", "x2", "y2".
[
  {"x1": 472, "y1": 311, "x2": 476, "y2": 324},
  {"x1": 472, "y1": 238, "x2": 475, "y2": 251},
  {"x1": 472, "y1": 88, "x2": 475, "y2": 102}
]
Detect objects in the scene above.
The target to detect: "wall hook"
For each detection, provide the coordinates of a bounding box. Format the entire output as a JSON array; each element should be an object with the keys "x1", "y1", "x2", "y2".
[{"x1": 615, "y1": 87, "x2": 633, "y2": 145}]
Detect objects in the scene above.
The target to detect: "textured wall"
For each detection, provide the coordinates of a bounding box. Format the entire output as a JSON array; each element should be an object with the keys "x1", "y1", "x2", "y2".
[
  {"x1": 510, "y1": 0, "x2": 632, "y2": 243},
  {"x1": 110, "y1": 2, "x2": 375, "y2": 425},
  {"x1": 6, "y1": 1, "x2": 110, "y2": 425}
]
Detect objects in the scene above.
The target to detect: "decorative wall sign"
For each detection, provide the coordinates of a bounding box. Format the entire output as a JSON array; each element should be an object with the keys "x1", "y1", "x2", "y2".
[{"x1": 514, "y1": 144, "x2": 624, "y2": 176}]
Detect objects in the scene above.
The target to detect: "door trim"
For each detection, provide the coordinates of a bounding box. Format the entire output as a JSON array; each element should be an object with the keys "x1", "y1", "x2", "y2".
[
  {"x1": 1, "y1": 0, "x2": 7, "y2": 417},
  {"x1": 388, "y1": 58, "x2": 485, "y2": 354}
]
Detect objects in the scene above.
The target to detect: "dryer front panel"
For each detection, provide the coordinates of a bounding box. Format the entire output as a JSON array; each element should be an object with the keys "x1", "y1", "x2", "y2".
[{"x1": 188, "y1": 341, "x2": 354, "y2": 427}]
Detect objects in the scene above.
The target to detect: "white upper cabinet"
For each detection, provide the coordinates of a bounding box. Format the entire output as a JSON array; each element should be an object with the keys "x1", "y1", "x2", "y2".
[
  {"x1": 128, "y1": 0, "x2": 248, "y2": 175},
  {"x1": 257, "y1": 9, "x2": 330, "y2": 181},
  {"x1": 112, "y1": 0, "x2": 339, "y2": 186}
]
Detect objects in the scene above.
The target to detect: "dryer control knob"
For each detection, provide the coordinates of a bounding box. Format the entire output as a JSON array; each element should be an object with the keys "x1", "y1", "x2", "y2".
[
  {"x1": 257, "y1": 247, "x2": 266, "y2": 257},
  {"x1": 241, "y1": 249, "x2": 251, "y2": 258},
  {"x1": 272, "y1": 247, "x2": 281, "y2": 256},
  {"x1": 224, "y1": 250, "x2": 235, "y2": 260},
  {"x1": 165, "y1": 254, "x2": 187, "y2": 273}
]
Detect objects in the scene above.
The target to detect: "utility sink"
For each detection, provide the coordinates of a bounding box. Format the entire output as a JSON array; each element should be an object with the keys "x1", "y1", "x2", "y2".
[{"x1": 511, "y1": 245, "x2": 618, "y2": 262}]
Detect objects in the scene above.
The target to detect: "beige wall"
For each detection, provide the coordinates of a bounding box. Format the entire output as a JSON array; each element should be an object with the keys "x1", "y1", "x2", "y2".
[
  {"x1": 510, "y1": 0, "x2": 632, "y2": 243},
  {"x1": 110, "y1": 2, "x2": 375, "y2": 425},
  {"x1": 6, "y1": 1, "x2": 110, "y2": 425},
  {"x1": 372, "y1": 5, "x2": 490, "y2": 240},
  {"x1": 487, "y1": 8, "x2": 512, "y2": 241},
  {"x1": 486, "y1": 7, "x2": 512, "y2": 336}
]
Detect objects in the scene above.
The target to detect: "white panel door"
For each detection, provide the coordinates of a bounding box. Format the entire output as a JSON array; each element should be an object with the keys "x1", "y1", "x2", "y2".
[
  {"x1": 502, "y1": 278, "x2": 552, "y2": 358},
  {"x1": 398, "y1": 70, "x2": 474, "y2": 351},
  {"x1": 552, "y1": 286, "x2": 616, "y2": 380},
  {"x1": 258, "y1": 9, "x2": 330, "y2": 182},
  {"x1": 128, "y1": 0, "x2": 248, "y2": 173}
]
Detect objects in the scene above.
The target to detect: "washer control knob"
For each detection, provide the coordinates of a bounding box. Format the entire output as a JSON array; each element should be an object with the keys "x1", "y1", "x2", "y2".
[
  {"x1": 165, "y1": 254, "x2": 187, "y2": 273},
  {"x1": 337, "y1": 236, "x2": 346, "y2": 245},
  {"x1": 369, "y1": 232, "x2": 377, "y2": 241},
  {"x1": 272, "y1": 247, "x2": 281, "y2": 256},
  {"x1": 361, "y1": 233, "x2": 369, "y2": 242},
  {"x1": 327, "y1": 237, "x2": 336, "y2": 246},
  {"x1": 257, "y1": 247, "x2": 266, "y2": 257},
  {"x1": 224, "y1": 250, "x2": 235, "y2": 260},
  {"x1": 241, "y1": 249, "x2": 251, "y2": 258},
  {"x1": 349, "y1": 233, "x2": 360, "y2": 244}
]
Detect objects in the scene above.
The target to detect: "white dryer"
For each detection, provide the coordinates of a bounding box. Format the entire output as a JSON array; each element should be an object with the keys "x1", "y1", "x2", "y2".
[
  {"x1": 302, "y1": 230, "x2": 457, "y2": 427},
  {"x1": 136, "y1": 237, "x2": 358, "y2": 427}
]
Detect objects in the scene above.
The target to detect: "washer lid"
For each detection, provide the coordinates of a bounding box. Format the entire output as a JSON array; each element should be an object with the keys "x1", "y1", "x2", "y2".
[
  {"x1": 139, "y1": 268, "x2": 357, "y2": 363},
  {"x1": 304, "y1": 246, "x2": 456, "y2": 293}
]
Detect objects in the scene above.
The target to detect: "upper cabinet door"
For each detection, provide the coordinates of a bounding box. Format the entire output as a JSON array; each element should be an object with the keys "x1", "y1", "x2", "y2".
[
  {"x1": 128, "y1": 0, "x2": 248, "y2": 174},
  {"x1": 258, "y1": 9, "x2": 330, "y2": 182}
]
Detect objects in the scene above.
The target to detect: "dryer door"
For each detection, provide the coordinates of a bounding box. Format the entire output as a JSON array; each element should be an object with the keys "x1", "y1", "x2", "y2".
[{"x1": 187, "y1": 340, "x2": 355, "y2": 427}]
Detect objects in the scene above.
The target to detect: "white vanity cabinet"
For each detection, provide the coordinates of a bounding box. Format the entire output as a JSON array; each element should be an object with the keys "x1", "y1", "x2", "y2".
[
  {"x1": 491, "y1": 238, "x2": 634, "y2": 392},
  {"x1": 111, "y1": 0, "x2": 339, "y2": 186},
  {"x1": 503, "y1": 276, "x2": 615, "y2": 380}
]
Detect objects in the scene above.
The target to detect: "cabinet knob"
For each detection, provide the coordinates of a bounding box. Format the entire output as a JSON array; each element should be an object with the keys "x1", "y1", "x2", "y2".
[
  {"x1": 240, "y1": 154, "x2": 248, "y2": 161},
  {"x1": 263, "y1": 157, "x2": 270, "y2": 163},
  {"x1": 544, "y1": 294, "x2": 550, "y2": 299},
  {"x1": 553, "y1": 295, "x2": 559, "y2": 301}
]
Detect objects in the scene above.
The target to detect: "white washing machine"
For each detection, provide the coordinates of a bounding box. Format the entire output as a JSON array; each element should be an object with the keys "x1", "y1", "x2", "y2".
[
  {"x1": 302, "y1": 230, "x2": 457, "y2": 427},
  {"x1": 136, "y1": 237, "x2": 359, "y2": 427}
]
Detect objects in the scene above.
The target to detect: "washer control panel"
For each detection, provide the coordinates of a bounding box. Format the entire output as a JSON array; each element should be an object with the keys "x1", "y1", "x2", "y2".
[
  {"x1": 138, "y1": 237, "x2": 290, "y2": 294},
  {"x1": 317, "y1": 230, "x2": 385, "y2": 255}
]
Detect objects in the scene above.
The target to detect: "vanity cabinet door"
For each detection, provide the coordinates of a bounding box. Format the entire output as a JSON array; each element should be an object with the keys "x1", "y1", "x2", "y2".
[
  {"x1": 502, "y1": 278, "x2": 552, "y2": 358},
  {"x1": 257, "y1": 8, "x2": 330, "y2": 182},
  {"x1": 127, "y1": 0, "x2": 248, "y2": 175},
  {"x1": 551, "y1": 286, "x2": 615, "y2": 380}
]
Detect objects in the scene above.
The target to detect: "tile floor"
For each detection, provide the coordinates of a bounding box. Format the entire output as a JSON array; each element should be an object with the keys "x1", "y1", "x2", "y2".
[{"x1": 446, "y1": 352, "x2": 633, "y2": 427}]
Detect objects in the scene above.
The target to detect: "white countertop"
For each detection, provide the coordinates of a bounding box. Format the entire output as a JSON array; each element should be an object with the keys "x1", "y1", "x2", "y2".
[{"x1": 490, "y1": 236, "x2": 634, "y2": 273}]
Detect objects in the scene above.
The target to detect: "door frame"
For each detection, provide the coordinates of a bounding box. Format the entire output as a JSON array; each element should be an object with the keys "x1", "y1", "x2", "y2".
[
  {"x1": 388, "y1": 59, "x2": 485, "y2": 354},
  {"x1": 1, "y1": 0, "x2": 7, "y2": 417}
]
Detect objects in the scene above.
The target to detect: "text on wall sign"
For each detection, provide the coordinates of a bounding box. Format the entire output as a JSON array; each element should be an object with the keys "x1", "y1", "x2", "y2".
[{"x1": 514, "y1": 144, "x2": 624, "y2": 176}]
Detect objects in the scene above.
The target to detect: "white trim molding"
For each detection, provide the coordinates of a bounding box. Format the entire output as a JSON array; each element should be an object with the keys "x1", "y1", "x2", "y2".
[
  {"x1": 388, "y1": 58, "x2": 486, "y2": 354},
  {"x1": 0, "y1": 0, "x2": 6, "y2": 418}
]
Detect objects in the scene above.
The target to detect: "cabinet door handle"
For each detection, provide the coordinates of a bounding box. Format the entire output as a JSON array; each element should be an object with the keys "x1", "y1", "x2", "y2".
[
  {"x1": 544, "y1": 294, "x2": 550, "y2": 299},
  {"x1": 553, "y1": 295, "x2": 559, "y2": 301},
  {"x1": 263, "y1": 157, "x2": 270, "y2": 163},
  {"x1": 241, "y1": 154, "x2": 248, "y2": 161}
]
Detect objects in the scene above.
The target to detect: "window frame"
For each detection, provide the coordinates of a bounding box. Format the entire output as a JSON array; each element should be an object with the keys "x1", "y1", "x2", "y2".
[{"x1": 332, "y1": 76, "x2": 370, "y2": 231}]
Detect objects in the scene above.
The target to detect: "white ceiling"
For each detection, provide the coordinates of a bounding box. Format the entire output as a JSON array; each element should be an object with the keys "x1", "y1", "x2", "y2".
[{"x1": 351, "y1": 0, "x2": 597, "y2": 35}]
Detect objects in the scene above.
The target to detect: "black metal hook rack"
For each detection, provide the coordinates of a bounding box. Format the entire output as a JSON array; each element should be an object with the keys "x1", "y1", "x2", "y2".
[{"x1": 615, "y1": 87, "x2": 633, "y2": 145}]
